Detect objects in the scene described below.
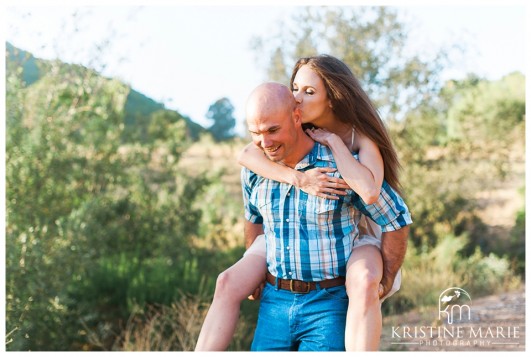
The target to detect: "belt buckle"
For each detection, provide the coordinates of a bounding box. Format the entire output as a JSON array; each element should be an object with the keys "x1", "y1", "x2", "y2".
[{"x1": 290, "y1": 279, "x2": 310, "y2": 294}]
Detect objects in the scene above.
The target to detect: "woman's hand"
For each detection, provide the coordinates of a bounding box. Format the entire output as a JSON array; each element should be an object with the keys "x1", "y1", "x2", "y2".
[
  {"x1": 305, "y1": 128, "x2": 338, "y2": 147},
  {"x1": 297, "y1": 167, "x2": 350, "y2": 200},
  {"x1": 248, "y1": 282, "x2": 265, "y2": 301}
]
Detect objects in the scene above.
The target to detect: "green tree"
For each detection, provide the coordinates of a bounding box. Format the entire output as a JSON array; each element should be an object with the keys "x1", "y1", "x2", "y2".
[
  {"x1": 6, "y1": 13, "x2": 218, "y2": 351},
  {"x1": 395, "y1": 73, "x2": 525, "y2": 249},
  {"x1": 5, "y1": 58, "x2": 211, "y2": 350},
  {"x1": 443, "y1": 72, "x2": 525, "y2": 142},
  {"x1": 268, "y1": 48, "x2": 289, "y2": 83},
  {"x1": 206, "y1": 97, "x2": 236, "y2": 142},
  {"x1": 147, "y1": 109, "x2": 191, "y2": 159},
  {"x1": 252, "y1": 6, "x2": 450, "y2": 119},
  {"x1": 6, "y1": 60, "x2": 129, "y2": 350}
]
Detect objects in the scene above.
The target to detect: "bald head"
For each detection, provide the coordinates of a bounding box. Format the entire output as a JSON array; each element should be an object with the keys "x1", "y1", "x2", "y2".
[
  {"x1": 245, "y1": 82, "x2": 311, "y2": 167},
  {"x1": 245, "y1": 82, "x2": 296, "y2": 122}
]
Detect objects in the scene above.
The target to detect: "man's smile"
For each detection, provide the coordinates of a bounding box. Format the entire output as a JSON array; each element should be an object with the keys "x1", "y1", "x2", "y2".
[{"x1": 264, "y1": 145, "x2": 281, "y2": 154}]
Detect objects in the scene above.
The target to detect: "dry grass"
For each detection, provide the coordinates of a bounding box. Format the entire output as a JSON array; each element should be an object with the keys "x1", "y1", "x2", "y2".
[
  {"x1": 114, "y1": 296, "x2": 209, "y2": 351},
  {"x1": 109, "y1": 294, "x2": 255, "y2": 351},
  {"x1": 179, "y1": 135, "x2": 246, "y2": 196}
]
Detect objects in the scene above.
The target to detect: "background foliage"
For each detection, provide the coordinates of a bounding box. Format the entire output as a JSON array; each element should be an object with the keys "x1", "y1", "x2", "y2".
[{"x1": 5, "y1": 6, "x2": 525, "y2": 351}]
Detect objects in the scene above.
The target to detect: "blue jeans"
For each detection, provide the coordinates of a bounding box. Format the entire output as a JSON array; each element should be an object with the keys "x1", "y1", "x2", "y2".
[{"x1": 251, "y1": 282, "x2": 348, "y2": 351}]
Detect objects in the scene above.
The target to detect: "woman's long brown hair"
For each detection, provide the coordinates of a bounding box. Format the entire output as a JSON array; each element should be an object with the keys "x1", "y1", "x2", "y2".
[{"x1": 291, "y1": 54, "x2": 402, "y2": 193}]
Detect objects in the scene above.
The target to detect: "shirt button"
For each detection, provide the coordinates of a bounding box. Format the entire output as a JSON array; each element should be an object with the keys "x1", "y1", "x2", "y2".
[
  {"x1": 288, "y1": 271, "x2": 293, "y2": 275},
  {"x1": 286, "y1": 218, "x2": 290, "y2": 222},
  {"x1": 286, "y1": 246, "x2": 290, "y2": 250}
]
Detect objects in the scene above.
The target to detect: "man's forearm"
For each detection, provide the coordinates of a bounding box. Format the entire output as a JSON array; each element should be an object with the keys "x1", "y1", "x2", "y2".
[
  {"x1": 244, "y1": 220, "x2": 264, "y2": 249},
  {"x1": 380, "y1": 226, "x2": 409, "y2": 292}
]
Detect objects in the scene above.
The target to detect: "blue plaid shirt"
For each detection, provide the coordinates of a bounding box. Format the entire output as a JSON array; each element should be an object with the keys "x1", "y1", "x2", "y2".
[{"x1": 242, "y1": 142, "x2": 412, "y2": 282}]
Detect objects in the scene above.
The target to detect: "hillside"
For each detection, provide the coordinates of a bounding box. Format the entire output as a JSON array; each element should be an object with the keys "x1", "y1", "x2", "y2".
[{"x1": 6, "y1": 42, "x2": 206, "y2": 141}]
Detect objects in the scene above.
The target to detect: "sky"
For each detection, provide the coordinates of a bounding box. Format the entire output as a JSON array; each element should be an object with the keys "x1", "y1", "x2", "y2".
[{"x1": 3, "y1": 1, "x2": 528, "y2": 135}]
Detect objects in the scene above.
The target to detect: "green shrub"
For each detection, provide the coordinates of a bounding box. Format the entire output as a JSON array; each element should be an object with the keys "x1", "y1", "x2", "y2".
[{"x1": 384, "y1": 234, "x2": 521, "y2": 316}]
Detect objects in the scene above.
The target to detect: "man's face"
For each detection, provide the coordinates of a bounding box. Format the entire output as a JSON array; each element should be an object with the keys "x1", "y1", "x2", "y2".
[{"x1": 247, "y1": 109, "x2": 297, "y2": 163}]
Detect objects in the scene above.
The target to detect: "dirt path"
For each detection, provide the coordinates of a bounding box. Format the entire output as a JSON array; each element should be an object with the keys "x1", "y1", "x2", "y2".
[{"x1": 380, "y1": 289, "x2": 525, "y2": 351}]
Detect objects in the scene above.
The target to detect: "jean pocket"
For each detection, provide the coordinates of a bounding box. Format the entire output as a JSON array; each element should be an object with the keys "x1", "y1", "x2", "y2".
[
  {"x1": 321, "y1": 285, "x2": 348, "y2": 301},
  {"x1": 261, "y1": 282, "x2": 275, "y2": 300}
]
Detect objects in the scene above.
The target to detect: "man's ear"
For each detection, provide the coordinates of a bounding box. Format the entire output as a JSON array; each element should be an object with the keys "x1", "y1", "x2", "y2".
[{"x1": 293, "y1": 107, "x2": 302, "y2": 125}]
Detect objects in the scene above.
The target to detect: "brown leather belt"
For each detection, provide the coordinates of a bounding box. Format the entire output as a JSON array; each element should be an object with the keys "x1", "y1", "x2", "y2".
[{"x1": 266, "y1": 272, "x2": 345, "y2": 294}]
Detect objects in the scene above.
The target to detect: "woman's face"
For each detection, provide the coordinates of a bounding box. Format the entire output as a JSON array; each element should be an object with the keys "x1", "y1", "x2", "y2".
[{"x1": 292, "y1": 64, "x2": 332, "y2": 125}]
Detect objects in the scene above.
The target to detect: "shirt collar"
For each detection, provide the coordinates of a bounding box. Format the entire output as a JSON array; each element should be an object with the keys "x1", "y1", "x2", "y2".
[{"x1": 294, "y1": 142, "x2": 335, "y2": 170}]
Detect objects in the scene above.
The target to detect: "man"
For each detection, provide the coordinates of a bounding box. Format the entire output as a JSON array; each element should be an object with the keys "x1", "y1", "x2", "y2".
[{"x1": 243, "y1": 82, "x2": 411, "y2": 351}]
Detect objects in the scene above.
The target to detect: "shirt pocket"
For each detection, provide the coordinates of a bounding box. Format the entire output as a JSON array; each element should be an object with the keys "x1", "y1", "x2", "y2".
[
  {"x1": 251, "y1": 187, "x2": 275, "y2": 211},
  {"x1": 309, "y1": 195, "x2": 340, "y2": 213},
  {"x1": 254, "y1": 194, "x2": 281, "y2": 231}
]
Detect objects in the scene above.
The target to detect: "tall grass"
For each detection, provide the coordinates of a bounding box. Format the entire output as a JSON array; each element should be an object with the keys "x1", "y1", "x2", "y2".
[{"x1": 110, "y1": 295, "x2": 256, "y2": 351}]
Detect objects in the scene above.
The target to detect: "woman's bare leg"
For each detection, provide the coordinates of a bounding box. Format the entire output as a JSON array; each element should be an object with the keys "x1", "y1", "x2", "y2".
[
  {"x1": 195, "y1": 253, "x2": 267, "y2": 351},
  {"x1": 344, "y1": 244, "x2": 383, "y2": 351}
]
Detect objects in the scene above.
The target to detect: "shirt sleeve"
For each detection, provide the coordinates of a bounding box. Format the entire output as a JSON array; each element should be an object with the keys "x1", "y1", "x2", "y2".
[
  {"x1": 351, "y1": 180, "x2": 412, "y2": 232},
  {"x1": 241, "y1": 168, "x2": 263, "y2": 224}
]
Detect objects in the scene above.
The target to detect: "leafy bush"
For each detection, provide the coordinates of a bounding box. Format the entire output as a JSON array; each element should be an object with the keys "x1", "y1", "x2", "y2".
[
  {"x1": 383, "y1": 234, "x2": 521, "y2": 316},
  {"x1": 5, "y1": 60, "x2": 213, "y2": 351}
]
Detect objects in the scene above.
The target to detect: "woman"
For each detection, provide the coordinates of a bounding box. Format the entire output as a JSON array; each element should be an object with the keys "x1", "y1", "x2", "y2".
[{"x1": 195, "y1": 54, "x2": 403, "y2": 351}]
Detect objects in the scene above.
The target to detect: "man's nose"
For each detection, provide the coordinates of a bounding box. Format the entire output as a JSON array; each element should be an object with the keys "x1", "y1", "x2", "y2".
[{"x1": 261, "y1": 135, "x2": 273, "y2": 148}]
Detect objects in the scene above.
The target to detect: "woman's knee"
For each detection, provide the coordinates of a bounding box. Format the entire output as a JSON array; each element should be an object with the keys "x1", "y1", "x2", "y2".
[
  {"x1": 214, "y1": 269, "x2": 241, "y2": 300},
  {"x1": 346, "y1": 267, "x2": 381, "y2": 298}
]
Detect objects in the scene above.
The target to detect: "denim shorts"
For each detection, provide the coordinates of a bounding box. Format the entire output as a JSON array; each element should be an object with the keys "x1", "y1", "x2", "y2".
[{"x1": 251, "y1": 282, "x2": 348, "y2": 351}]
